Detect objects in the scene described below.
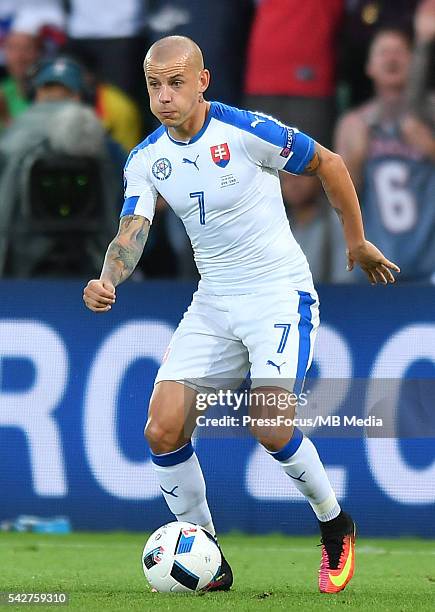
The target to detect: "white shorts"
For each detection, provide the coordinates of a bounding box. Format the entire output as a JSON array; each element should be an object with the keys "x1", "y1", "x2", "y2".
[{"x1": 155, "y1": 287, "x2": 319, "y2": 392}]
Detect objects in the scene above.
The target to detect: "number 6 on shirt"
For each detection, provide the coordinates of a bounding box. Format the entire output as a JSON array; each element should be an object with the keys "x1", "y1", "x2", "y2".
[{"x1": 190, "y1": 191, "x2": 206, "y2": 225}]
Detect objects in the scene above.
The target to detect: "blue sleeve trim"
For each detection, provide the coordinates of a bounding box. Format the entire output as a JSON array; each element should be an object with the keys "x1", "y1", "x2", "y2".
[
  {"x1": 120, "y1": 195, "x2": 139, "y2": 218},
  {"x1": 211, "y1": 102, "x2": 315, "y2": 172},
  {"x1": 150, "y1": 441, "x2": 194, "y2": 467},
  {"x1": 283, "y1": 133, "x2": 315, "y2": 175}
]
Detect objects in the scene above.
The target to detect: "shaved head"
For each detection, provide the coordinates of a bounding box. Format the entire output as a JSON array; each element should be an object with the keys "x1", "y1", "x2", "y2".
[
  {"x1": 143, "y1": 35, "x2": 210, "y2": 138},
  {"x1": 144, "y1": 36, "x2": 204, "y2": 74}
]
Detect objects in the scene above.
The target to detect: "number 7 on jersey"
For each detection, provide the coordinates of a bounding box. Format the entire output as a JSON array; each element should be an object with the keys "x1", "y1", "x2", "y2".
[{"x1": 190, "y1": 191, "x2": 206, "y2": 225}]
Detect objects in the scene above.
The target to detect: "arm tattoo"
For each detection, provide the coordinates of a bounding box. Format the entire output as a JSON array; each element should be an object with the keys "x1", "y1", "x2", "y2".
[
  {"x1": 301, "y1": 150, "x2": 321, "y2": 176},
  {"x1": 101, "y1": 215, "x2": 150, "y2": 286}
]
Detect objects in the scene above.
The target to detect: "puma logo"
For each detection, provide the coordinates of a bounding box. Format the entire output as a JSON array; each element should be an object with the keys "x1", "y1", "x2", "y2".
[
  {"x1": 182, "y1": 154, "x2": 200, "y2": 170},
  {"x1": 266, "y1": 360, "x2": 286, "y2": 375},
  {"x1": 250, "y1": 117, "x2": 266, "y2": 128}
]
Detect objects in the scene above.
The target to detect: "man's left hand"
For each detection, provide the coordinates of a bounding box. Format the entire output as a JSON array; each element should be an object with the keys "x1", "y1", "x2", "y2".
[{"x1": 347, "y1": 240, "x2": 400, "y2": 284}]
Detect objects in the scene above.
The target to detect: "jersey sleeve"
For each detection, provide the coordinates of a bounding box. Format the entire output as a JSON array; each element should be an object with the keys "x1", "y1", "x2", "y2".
[
  {"x1": 120, "y1": 150, "x2": 158, "y2": 223},
  {"x1": 238, "y1": 111, "x2": 315, "y2": 175}
]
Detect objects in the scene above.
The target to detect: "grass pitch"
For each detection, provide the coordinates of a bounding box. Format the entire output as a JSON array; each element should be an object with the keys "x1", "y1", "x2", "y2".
[{"x1": 0, "y1": 532, "x2": 434, "y2": 611}]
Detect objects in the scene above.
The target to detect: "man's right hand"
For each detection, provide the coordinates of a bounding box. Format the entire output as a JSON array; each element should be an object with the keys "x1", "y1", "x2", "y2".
[
  {"x1": 347, "y1": 240, "x2": 400, "y2": 284},
  {"x1": 83, "y1": 279, "x2": 116, "y2": 313}
]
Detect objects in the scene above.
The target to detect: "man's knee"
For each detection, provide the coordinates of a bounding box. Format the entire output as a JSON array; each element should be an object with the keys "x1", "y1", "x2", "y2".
[
  {"x1": 144, "y1": 417, "x2": 186, "y2": 454},
  {"x1": 144, "y1": 381, "x2": 197, "y2": 453},
  {"x1": 252, "y1": 424, "x2": 295, "y2": 453},
  {"x1": 144, "y1": 388, "x2": 188, "y2": 453}
]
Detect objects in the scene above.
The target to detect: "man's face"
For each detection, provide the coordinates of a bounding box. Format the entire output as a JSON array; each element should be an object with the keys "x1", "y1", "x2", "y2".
[
  {"x1": 5, "y1": 32, "x2": 40, "y2": 80},
  {"x1": 145, "y1": 55, "x2": 208, "y2": 128},
  {"x1": 367, "y1": 32, "x2": 411, "y2": 90}
]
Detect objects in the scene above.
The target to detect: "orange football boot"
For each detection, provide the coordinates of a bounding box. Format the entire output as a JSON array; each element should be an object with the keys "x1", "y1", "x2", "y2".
[{"x1": 318, "y1": 513, "x2": 356, "y2": 593}]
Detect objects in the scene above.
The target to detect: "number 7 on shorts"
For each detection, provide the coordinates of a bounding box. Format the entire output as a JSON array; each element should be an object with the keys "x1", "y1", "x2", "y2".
[{"x1": 274, "y1": 323, "x2": 291, "y2": 354}]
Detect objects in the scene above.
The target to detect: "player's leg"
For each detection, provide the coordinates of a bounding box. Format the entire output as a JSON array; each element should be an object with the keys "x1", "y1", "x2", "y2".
[
  {"x1": 145, "y1": 290, "x2": 249, "y2": 591},
  {"x1": 145, "y1": 380, "x2": 234, "y2": 591},
  {"x1": 248, "y1": 386, "x2": 342, "y2": 522},
  {"x1": 145, "y1": 380, "x2": 216, "y2": 536},
  {"x1": 236, "y1": 289, "x2": 356, "y2": 593},
  {"x1": 250, "y1": 394, "x2": 355, "y2": 593}
]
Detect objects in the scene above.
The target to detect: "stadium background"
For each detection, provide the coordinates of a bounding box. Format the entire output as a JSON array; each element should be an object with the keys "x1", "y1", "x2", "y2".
[{"x1": 0, "y1": 1, "x2": 434, "y2": 542}]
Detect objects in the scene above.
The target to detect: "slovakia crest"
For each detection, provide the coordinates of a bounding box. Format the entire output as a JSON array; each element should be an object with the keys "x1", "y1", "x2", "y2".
[
  {"x1": 152, "y1": 157, "x2": 172, "y2": 180},
  {"x1": 210, "y1": 143, "x2": 230, "y2": 168}
]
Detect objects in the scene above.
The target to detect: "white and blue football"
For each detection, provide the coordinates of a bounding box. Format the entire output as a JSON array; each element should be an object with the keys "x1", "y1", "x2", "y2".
[{"x1": 142, "y1": 522, "x2": 222, "y2": 592}]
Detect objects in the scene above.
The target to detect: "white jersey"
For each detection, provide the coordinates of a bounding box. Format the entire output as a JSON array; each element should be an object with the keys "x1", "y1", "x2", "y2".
[{"x1": 122, "y1": 101, "x2": 316, "y2": 295}]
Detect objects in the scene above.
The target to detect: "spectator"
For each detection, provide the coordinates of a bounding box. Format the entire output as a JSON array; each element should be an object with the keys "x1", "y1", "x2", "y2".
[
  {"x1": 0, "y1": 1, "x2": 65, "y2": 127},
  {"x1": 340, "y1": 0, "x2": 420, "y2": 108},
  {"x1": 0, "y1": 57, "x2": 122, "y2": 278},
  {"x1": 65, "y1": 0, "x2": 147, "y2": 148},
  {"x1": 0, "y1": 30, "x2": 41, "y2": 128},
  {"x1": 335, "y1": 0, "x2": 435, "y2": 283},
  {"x1": 0, "y1": 58, "x2": 83, "y2": 155},
  {"x1": 245, "y1": 0, "x2": 343, "y2": 147},
  {"x1": 65, "y1": 0, "x2": 148, "y2": 102},
  {"x1": 244, "y1": 0, "x2": 345, "y2": 282},
  {"x1": 0, "y1": 0, "x2": 65, "y2": 71},
  {"x1": 0, "y1": 29, "x2": 142, "y2": 152},
  {"x1": 0, "y1": 55, "x2": 126, "y2": 173}
]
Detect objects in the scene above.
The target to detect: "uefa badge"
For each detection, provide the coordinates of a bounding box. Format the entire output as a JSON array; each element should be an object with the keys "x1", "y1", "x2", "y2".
[
  {"x1": 152, "y1": 158, "x2": 172, "y2": 180},
  {"x1": 280, "y1": 127, "x2": 295, "y2": 158},
  {"x1": 210, "y1": 143, "x2": 230, "y2": 168}
]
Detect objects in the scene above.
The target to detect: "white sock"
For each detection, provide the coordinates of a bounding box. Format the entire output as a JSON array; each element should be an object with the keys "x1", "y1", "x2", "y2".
[
  {"x1": 268, "y1": 428, "x2": 341, "y2": 522},
  {"x1": 150, "y1": 442, "x2": 216, "y2": 536}
]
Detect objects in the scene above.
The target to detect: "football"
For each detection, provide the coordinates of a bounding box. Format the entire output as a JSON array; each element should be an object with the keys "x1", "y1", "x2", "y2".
[{"x1": 142, "y1": 522, "x2": 222, "y2": 592}]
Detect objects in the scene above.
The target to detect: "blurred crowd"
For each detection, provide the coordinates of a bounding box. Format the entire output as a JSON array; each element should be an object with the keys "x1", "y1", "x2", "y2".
[{"x1": 0, "y1": 0, "x2": 433, "y2": 283}]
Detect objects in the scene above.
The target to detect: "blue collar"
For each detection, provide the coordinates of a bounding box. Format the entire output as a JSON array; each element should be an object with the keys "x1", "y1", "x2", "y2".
[{"x1": 165, "y1": 102, "x2": 214, "y2": 146}]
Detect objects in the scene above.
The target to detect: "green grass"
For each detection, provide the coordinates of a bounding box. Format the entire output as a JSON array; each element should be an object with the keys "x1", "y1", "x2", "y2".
[{"x1": 0, "y1": 532, "x2": 434, "y2": 611}]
